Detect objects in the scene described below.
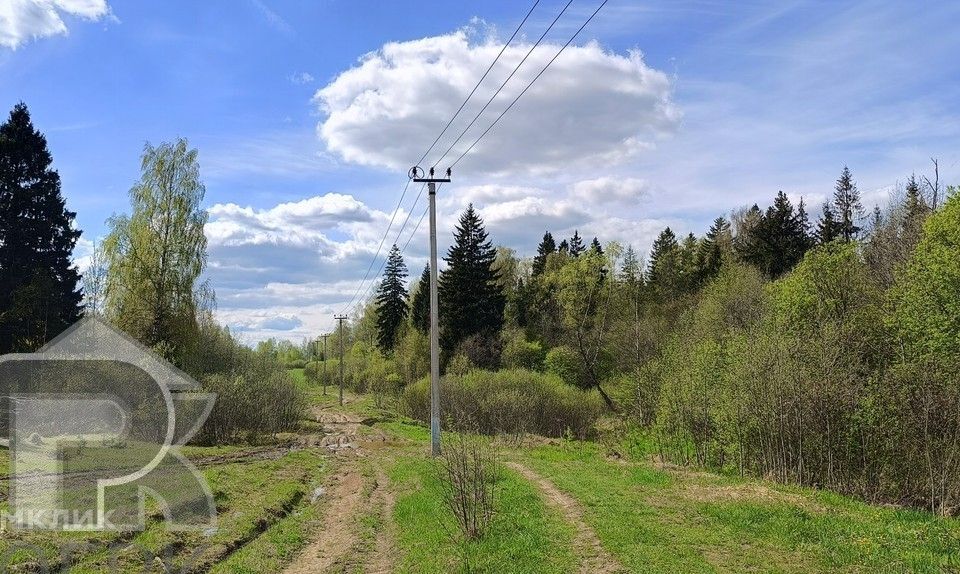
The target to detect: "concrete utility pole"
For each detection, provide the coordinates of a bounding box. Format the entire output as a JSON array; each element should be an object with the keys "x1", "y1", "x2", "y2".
[
  {"x1": 334, "y1": 316, "x2": 348, "y2": 406},
  {"x1": 411, "y1": 166, "x2": 451, "y2": 457},
  {"x1": 321, "y1": 333, "x2": 329, "y2": 395}
]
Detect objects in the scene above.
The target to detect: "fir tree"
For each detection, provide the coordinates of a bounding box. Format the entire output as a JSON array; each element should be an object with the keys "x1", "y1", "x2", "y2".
[
  {"x1": 741, "y1": 191, "x2": 810, "y2": 277},
  {"x1": 619, "y1": 245, "x2": 642, "y2": 284},
  {"x1": 557, "y1": 239, "x2": 569, "y2": 255},
  {"x1": 590, "y1": 237, "x2": 604, "y2": 255},
  {"x1": 904, "y1": 174, "x2": 928, "y2": 230},
  {"x1": 532, "y1": 231, "x2": 556, "y2": 276},
  {"x1": 816, "y1": 202, "x2": 840, "y2": 244},
  {"x1": 568, "y1": 230, "x2": 585, "y2": 257},
  {"x1": 833, "y1": 166, "x2": 864, "y2": 241},
  {"x1": 438, "y1": 205, "x2": 506, "y2": 357},
  {"x1": 647, "y1": 227, "x2": 680, "y2": 294},
  {"x1": 797, "y1": 198, "x2": 813, "y2": 248},
  {"x1": 0, "y1": 103, "x2": 82, "y2": 352},
  {"x1": 410, "y1": 265, "x2": 430, "y2": 334},
  {"x1": 696, "y1": 216, "x2": 730, "y2": 280},
  {"x1": 374, "y1": 245, "x2": 408, "y2": 351}
]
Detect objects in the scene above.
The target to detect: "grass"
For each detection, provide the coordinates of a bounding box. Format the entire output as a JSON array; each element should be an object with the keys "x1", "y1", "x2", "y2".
[
  {"x1": 516, "y1": 439, "x2": 960, "y2": 573},
  {"x1": 387, "y1": 449, "x2": 578, "y2": 574},
  {"x1": 0, "y1": 447, "x2": 327, "y2": 573}
]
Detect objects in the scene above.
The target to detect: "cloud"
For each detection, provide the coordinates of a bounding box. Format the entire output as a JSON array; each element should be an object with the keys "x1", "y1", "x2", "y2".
[
  {"x1": 572, "y1": 177, "x2": 650, "y2": 204},
  {"x1": 313, "y1": 26, "x2": 679, "y2": 176},
  {"x1": 0, "y1": 0, "x2": 113, "y2": 49},
  {"x1": 289, "y1": 71, "x2": 314, "y2": 85}
]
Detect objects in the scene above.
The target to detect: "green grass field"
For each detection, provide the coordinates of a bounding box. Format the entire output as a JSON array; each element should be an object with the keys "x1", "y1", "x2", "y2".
[{"x1": 2, "y1": 380, "x2": 960, "y2": 573}]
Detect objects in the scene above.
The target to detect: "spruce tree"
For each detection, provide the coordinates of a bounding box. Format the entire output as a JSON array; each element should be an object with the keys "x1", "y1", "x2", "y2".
[
  {"x1": 741, "y1": 191, "x2": 810, "y2": 277},
  {"x1": 647, "y1": 227, "x2": 680, "y2": 294},
  {"x1": 590, "y1": 237, "x2": 604, "y2": 256},
  {"x1": 797, "y1": 198, "x2": 813, "y2": 248},
  {"x1": 410, "y1": 265, "x2": 430, "y2": 334},
  {"x1": 374, "y1": 245, "x2": 408, "y2": 351},
  {"x1": 557, "y1": 239, "x2": 569, "y2": 255},
  {"x1": 532, "y1": 231, "x2": 556, "y2": 276},
  {"x1": 0, "y1": 103, "x2": 82, "y2": 352},
  {"x1": 816, "y1": 202, "x2": 840, "y2": 244},
  {"x1": 833, "y1": 166, "x2": 864, "y2": 241},
  {"x1": 904, "y1": 174, "x2": 928, "y2": 230},
  {"x1": 568, "y1": 230, "x2": 585, "y2": 257},
  {"x1": 696, "y1": 216, "x2": 729, "y2": 280},
  {"x1": 619, "y1": 245, "x2": 642, "y2": 284},
  {"x1": 438, "y1": 205, "x2": 506, "y2": 357}
]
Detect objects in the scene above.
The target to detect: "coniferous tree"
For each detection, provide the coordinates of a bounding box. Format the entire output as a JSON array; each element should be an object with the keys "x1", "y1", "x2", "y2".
[
  {"x1": 557, "y1": 239, "x2": 569, "y2": 255},
  {"x1": 904, "y1": 174, "x2": 928, "y2": 231},
  {"x1": 374, "y1": 245, "x2": 408, "y2": 351},
  {"x1": 410, "y1": 265, "x2": 430, "y2": 334},
  {"x1": 620, "y1": 245, "x2": 642, "y2": 284},
  {"x1": 833, "y1": 166, "x2": 864, "y2": 241},
  {"x1": 696, "y1": 216, "x2": 730, "y2": 281},
  {"x1": 647, "y1": 227, "x2": 680, "y2": 294},
  {"x1": 816, "y1": 202, "x2": 841, "y2": 244},
  {"x1": 438, "y1": 205, "x2": 506, "y2": 358},
  {"x1": 568, "y1": 230, "x2": 585, "y2": 257},
  {"x1": 741, "y1": 191, "x2": 810, "y2": 277},
  {"x1": 797, "y1": 198, "x2": 813, "y2": 248},
  {"x1": 532, "y1": 231, "x2": 556, "y2": 276},
  {"x1": 0, "y1": 103, "x2": 82, "y2": 352}
]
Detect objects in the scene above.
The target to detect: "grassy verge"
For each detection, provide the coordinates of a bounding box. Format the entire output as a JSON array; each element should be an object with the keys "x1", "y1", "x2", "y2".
[
  {"x1": 519, "y1": 440, "x2": 960, "y2": 573},
  {"x1": 379, "y1": 419, "x2": 577, "y2": 574},
  {"x1": 0, "y1": 448, "x2": 326, "y2": 573}
]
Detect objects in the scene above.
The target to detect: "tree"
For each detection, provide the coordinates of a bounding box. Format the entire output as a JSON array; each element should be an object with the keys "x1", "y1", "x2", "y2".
[
  {"x1": 439, "y1": 205, "x2": 506, "y2": 359},
  {"x1": 103, "y1": 139, "x2": 208, "y2": 365},
  {"x1": 696, "y1": 216, "x2": 730, "y2": 280},
  {"x1": 816, "y1": 202, "x2": 840, "y2": 244},
  {"x1": 0, "y1": 103, "x2": 82, "y2": 352},
  {"x1": 83, "y1": 240, "x2": 108, "y2": 316},
  {"x1": 833, "y1": 166, "x2": 864, "y2": 242},
  {"x1": 557, "y1": 239, "x2": 569, "y2": 255},
  {"x1": 410, "y1": 265, "x2": 430, "y2": 334},
  {"x1": 740, "y1": 191, "x2": 811, "y2": 277},
  {"x1": 568, "y1": 230, "x2": 585, "y2": 257},
  {"x1": 532, "y1": 231, "x2": 556, "y2": 276},
  {"x1": 646, "y1": 227, "x2": 680, "y2": 294},
  {"x1": 374, "y1": 245, "x2": 408, "y2": 352}
]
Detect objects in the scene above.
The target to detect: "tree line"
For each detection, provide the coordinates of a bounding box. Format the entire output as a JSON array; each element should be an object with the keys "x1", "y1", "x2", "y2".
[{"x1": 353, "y1": 157, "x2": 958, "y2": 515}]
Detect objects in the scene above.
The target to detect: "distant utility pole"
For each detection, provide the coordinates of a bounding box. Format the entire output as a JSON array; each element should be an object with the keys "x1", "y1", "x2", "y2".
[
  {"x1": 411, "y1": 165, "x2": 451, "y2": 457},
  {"x1": 334, "y1": 315, "x2": 348, "y2": 406},
  {"x1": 321, "y1": 333, "x2": 329, "y2": 396}
]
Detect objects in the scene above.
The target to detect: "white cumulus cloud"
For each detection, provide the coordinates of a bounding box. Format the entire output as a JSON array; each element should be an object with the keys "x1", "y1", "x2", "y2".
[
  {"x1": 313, "y1": 26, "x2": 679, "y2": 176},
  {"x1": 0, "y1": 0, "x2": 113, "y2": 49}
]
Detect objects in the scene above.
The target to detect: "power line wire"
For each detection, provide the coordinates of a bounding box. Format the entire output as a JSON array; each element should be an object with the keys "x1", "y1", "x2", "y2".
[
  {"x1": 450, "y1": 0, "x2": 609, "y2": 170},
  {"x1": 416, "y1": 0, "x2": 541, "y2": 167},
  {"x1": 337, "y1": 178, "x2": 412, "y2": 315},
  {"x1": 429, "y1": 0, "x2": 575, "y2": 169}
]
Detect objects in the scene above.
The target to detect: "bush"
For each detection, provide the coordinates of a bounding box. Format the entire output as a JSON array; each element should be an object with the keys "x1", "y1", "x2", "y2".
[
  {"x1": 453, "y1": 333, "x2": 502, "y2": 371},
  {"x1": 400, "y1": 368, "x2": 603, "y2": 438},
  {"x1": 544, "y1": 346, "x2": 580, "y2": 386},
  {"x1": 501, "y1": 332, "x2": 546, "y2": 371},
  {"x1": 437, "y1": 433, "x2": 499, "y2": 540}
]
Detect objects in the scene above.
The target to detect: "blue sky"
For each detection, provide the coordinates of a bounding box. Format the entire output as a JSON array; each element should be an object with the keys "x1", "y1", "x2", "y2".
[{"x1": 2, "y1": 0, "x2": 959, "y2": 342}]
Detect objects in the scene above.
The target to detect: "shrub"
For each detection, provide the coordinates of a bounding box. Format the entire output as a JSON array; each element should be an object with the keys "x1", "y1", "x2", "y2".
[
  {"x1": 400, "y1": 368, "x2": 603, "y2": 438},
  {"x1": 437, "y1": 433, "x2": 499, "y2": 540},
  {"x1": 446, "y1": 353, "x2": 474, "y2": 377},
  {"x1": 501, "y1": 332, "x2": 546, "y2": 371},
  {"x1": 453, "y1": 333, "x2": 502, "y2": 371},
  {"x1": 544, "y1": 346, "x2": 580, "y2": 386}
]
